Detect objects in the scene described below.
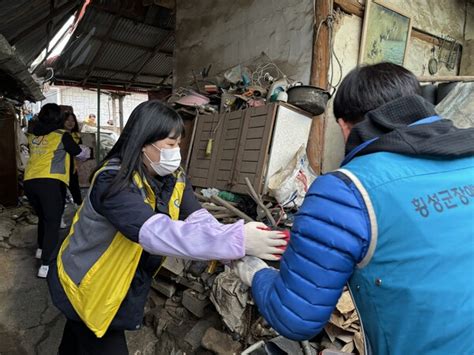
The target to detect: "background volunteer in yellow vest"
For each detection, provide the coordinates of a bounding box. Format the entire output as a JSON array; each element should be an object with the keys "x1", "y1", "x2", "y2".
[
  {"x1": 63, "y1": 111, "x2": 83, "y2": 206},
  {"x1": 47, "y1": 100, "x2": 288, "y2": 354},
  {"x1": 24, "y1": 104, "x2": 90, "y2": 279}
]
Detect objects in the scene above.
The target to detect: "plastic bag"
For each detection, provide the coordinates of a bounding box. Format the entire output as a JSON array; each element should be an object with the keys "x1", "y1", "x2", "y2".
[
  {"x1": 268, "y1": 145, "x2": 317, "y2": 208},
  {"x1": 436, "y1": 82, "x2": 474, "y2": 128}
]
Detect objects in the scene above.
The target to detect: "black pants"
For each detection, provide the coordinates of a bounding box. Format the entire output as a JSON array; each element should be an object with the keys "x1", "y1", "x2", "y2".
[
  {"x1": 68, "y1": 171, "x2": 83, "y2": 205},
  {"x1": 58, "y1": 320, "x2": 128, "y2": 355},
  {"x1": 24, "y1": 178, "x2": 66, "y2": 265}
]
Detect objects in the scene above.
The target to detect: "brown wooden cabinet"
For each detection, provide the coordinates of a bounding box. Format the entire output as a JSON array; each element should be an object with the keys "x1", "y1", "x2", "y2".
[
  {"x1": 188, "y1": 103, "x2": 312, "y2": 195},
  {"x1": 0, "y1": 100, "x2": 19, "y2": 206}
]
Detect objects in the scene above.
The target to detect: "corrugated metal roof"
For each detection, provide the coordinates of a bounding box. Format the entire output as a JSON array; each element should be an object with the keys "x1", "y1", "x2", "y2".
[
  {"x1": 0, "y1": 35, "x2": 44, "y2": 102},
  {"x1": 0, "y1": 0, "x2": 82, "y2": 66},
  {"x1": 54, "y1": 0, "x2": 175, "y2": 90}
]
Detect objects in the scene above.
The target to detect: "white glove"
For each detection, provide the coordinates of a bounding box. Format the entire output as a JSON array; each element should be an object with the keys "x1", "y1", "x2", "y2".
[
  {"x1": 76, "y1": 145, "x2": 91, "y2": 161},
  {"x1": 233, "y1": 256, "x2": 269, "y2": 287},
  {"x1": 244, "y1": 222, "x2": 287, "y2": 261}
]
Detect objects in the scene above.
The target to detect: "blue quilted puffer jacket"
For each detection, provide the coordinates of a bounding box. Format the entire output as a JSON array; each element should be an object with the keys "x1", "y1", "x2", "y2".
[
  {"x1": 252, "y1": 171, "x2": 370, "y2": 339},
  {"x1": 250, "y1": 96, "x2": 474, "y2": 354}
]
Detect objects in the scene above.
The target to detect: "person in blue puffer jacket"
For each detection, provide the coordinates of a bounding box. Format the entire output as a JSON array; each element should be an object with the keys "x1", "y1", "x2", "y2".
[{"x1": 233, "y1": 63, "x2": 474, "y2": 354}]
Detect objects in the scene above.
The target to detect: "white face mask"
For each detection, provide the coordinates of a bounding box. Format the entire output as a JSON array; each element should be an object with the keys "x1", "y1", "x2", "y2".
[{"x1": 144, "y1": 144, "x2": 181, "y2": 176}]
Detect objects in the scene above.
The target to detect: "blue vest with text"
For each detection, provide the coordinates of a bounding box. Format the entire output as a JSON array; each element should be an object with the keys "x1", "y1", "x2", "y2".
[{"x1": 342, "y1": 152, "x2": 474, "y2": 355}]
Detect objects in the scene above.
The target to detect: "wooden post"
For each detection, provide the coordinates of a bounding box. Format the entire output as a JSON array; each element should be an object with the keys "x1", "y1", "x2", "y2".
[{"x1": 307, "y1": 0, "x2": 332, "y2": 174}]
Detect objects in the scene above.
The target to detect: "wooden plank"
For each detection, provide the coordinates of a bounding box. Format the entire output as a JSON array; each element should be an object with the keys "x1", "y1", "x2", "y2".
[
  {"x1": 242, "y1": 150, "x2": 261, "y2": 162},
  {"x1": 230, "y1": 108, "x2": 252, "y2": 190},
  {"x1": 219, "y1": 160, "x2": 233, "y2": 170},
  {"x1": 212, "y1": 110, "x2": 242, "y2": 190},
  {"x1": 240, "y1": 161, "x2": 259, "y2": 173},
  {"x1": 225, "y1": 128, "x2": 240, "y2": 139},
  {"x1": 221, "y1": 149, "x2": 235, "y2": 160},
  {"x1": 222, "y1": 138, "x2": 238, "y2": 148},
  {"x1": 189, "y1": 177, "x2": 208, "y2": 186},
  {"x1": 307, "y1": 0, "x2": 331, "y2": 175},
  {"x1": 193, "y1": 159, "x2": 211, "y2": 169},
  {"x1": 227, "y1": 119, "x2": 241, "y2": 129},
  {"x1": 251, "y1": 105, "x2": 271, "y2": 116},
  {"x1": 188, "y1": 111, "x2": 213, "y2": 184},
  {"x1": 411, "y1": 29, "x2": 441, "y2": 46},
  {"x1": 334, "y1": 0, "x2": 364, "y2": 17},
  {"x1": 248, "y1": 115, "x2": 267, "y2": 128},
  {"x1": 207, "y1": 112, "x2": 226, "y2": 187},
  {"x1": 418, "y1": 75, "x2": 474, "y2": 82},
  {"x1": 334, "y1": 0, "x2": 444, "y2": 46},
  {"x1": 245, "y1": 138, "x2": 263, "y2": 150},
  {"x1": 210, "y1": 196, "x2": 254, "y2": 222},
  {"x1": 246, "y1": 126, "x2": 265, "y2": 139},
  {"x1": 215, "y1": 170, "x2": 232, "y2": 180}
]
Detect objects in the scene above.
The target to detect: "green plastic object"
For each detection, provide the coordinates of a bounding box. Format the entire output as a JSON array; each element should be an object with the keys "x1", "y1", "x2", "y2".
[{"x1": 217, "y1": 191, "x2": 241, "y2": 203}]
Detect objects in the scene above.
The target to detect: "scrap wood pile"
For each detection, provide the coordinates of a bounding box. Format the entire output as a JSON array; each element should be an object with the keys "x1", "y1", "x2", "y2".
[
  {"x1": 194, "y1": 176, "x2": 296, "y2": 228},
  {"x1": 141, "y1": 182, "x2": 364, "y2": 354},
  {"x1": 324, "y1": 289, "x2": 364, "y2": 354},
  {"x1": 146, "y1": 257, "x2": 364, "y2": 354}
]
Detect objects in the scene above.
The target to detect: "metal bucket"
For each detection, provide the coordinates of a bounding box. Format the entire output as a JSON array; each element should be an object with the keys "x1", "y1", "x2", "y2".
[{"x1": 286, "y1": 85, "x2": 330, "y2": 116}]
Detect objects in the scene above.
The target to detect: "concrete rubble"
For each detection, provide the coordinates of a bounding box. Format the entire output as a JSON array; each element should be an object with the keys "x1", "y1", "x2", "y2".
[
  {"x1": 0, "y1": 198, "x2": 364, "y2": 354},
  {"x1": 140, "y1": 252, "x2": 363, "y2": 354}
]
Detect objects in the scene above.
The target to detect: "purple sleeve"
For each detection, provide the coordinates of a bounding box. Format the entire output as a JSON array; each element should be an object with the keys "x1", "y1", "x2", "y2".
[{"x1": 138, "y1": 208, "x2": 245, "y2": 260}]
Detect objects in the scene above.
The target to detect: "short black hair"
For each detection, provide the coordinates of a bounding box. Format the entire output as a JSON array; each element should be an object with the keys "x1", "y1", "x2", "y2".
[{"x1": 333, "y1": 62, "x2": 421, "y2": 124}]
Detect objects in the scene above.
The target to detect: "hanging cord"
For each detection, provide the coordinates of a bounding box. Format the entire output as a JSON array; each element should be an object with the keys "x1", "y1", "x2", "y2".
[
  {"x1": 251, "y1": 62, "x2": 288, "y2": 87},
  {"x1": 313, "y1": 9, "x2": 343, "y2": 94},
  {"x1": 43, "y1": 67, "x2": 55, "y2": 83},
  {"x1": 327, "y1": 12, "x2": 343, "y2": 94}
]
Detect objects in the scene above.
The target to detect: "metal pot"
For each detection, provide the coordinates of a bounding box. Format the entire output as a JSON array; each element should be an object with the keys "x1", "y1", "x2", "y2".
[{"x1": 286, "y1": 85, "x2": 330, "y2": 116}]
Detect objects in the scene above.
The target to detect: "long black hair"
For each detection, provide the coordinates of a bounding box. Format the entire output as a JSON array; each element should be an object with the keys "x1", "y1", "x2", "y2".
[
  {"x1": 333, "y1": 62, "x2": 421, "y2": 124},
  {"x1": 38, "y1": 103, "x2": 62, "y2": 126},
  {"x1": 31, "y1": 103, "x2": 63, "y2": 135},
  {"x1": 63, "y1": 111, "x2": 80, "y2": 133},
  {"x1": 94, "y1": 100, "x2": 184, "y2": 199}
]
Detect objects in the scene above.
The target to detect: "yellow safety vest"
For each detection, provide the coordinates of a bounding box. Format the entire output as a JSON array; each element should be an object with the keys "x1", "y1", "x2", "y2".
[
  {"x1": 25, "y1": 129, "x2": 71, "y2": 185},
  {"x1": 71, "y1": 131, "x2": 81, "y2": 144},
  {"x1": 57, "y1": 164, "x2": 185, "y2": 337}
]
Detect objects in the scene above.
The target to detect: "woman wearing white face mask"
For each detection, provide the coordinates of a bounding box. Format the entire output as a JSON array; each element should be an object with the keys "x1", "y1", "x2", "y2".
[{"x1": 48, "y1": 100, "x2": 287, "y2": 354}]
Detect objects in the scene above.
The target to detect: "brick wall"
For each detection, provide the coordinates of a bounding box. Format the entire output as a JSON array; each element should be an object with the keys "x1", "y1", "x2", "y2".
[{"x1": 42, "y1": 86, "x2": 148, "y2": 126}]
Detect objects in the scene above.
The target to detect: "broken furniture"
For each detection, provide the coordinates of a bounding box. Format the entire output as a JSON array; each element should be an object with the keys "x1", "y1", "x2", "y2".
[
  {"x1": 0, "y1": 100, "x2": 19, "y2": 206},
  {"x1": 188, "y1": 102, "x2": 313, "y2": 195}
]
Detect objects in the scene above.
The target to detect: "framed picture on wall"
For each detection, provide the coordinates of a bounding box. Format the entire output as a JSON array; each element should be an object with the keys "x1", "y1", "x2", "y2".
[{"x1": 359, "y1": 0, "x2": 412, "y2": 65}]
